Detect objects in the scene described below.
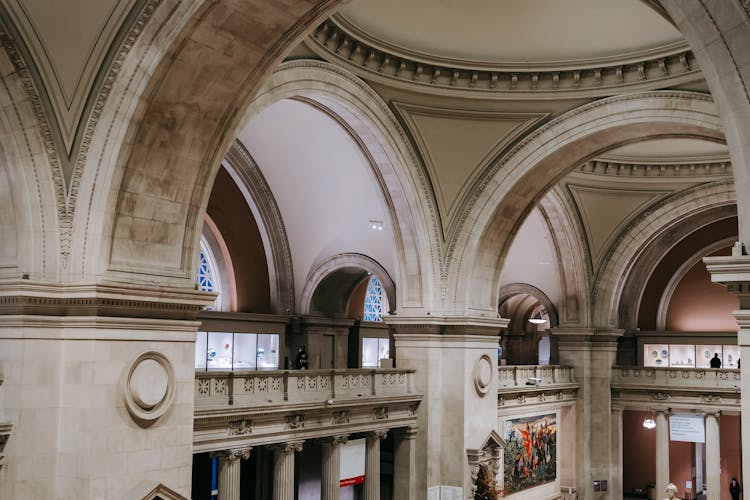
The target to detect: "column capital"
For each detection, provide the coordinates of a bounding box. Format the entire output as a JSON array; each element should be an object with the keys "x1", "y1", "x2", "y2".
[
  {"x1": 611, "y1": 403, "x2": 625, "y2": 414},
  {"x1": 394, "y1": 425, "x2": 418, "y2": 440},
  {"x1": 211, "y1": 446, "x2": 252, "y2": 462},
  {"x1": 321, "y1": 434, "x2": 349, "y2": 446},
  {"x1": 704, "y1": 410, "x2": 722, "y2": 419},
  {"x1": 368, "y1": 429, "x2": 388, "y2": 440},
  {"x1": 272, "y1": 440, "x2": 304, "y2": 454}
]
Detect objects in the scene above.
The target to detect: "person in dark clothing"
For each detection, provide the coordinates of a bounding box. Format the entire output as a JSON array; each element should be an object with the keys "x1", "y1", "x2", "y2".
[
  {"x1": 730, "y1": 477, "x2": 741, "y2": 500},
  {"x1": 295, "y1": 345, "x2": 309, "y2": 369},
  {"x1": 710, "y1": 353, "x2": 722, "y2": 368}
]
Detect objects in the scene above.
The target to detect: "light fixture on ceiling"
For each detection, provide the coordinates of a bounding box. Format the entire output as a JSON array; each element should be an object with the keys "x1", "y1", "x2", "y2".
[
  {"x1": 528, "y1": 311, "x2": 547, "y2": 324},
  {"x1": 643, "y1": 418, "x2": 656, "y2": 429},
  {"x1": 369, "y1": 220, "x2": 384, "y2": 231}
]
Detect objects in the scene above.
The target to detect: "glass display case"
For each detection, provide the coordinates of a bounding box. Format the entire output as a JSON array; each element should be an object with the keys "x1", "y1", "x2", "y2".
[
  {"x1": 669, "y1": 344, "x2": 695, "y2": 368},
  {"x1": 257, "y1": 334, "x2": 279, "y2": 370},
  {"x1": 696, "y1": 345, "x2": 719, "y2": 368},
  {"x1": 724, "y1": 345, "x2": 740, "y2": 369},
  {"x1": 644, "y1": 343, "x2": 670, "y2": 367},
  {"x1": 233, "y1": 333, "x2": 258, "y2": 370},
  {"x1": 206, "y1": 331, "x2": 234, "y2": 370},
  {"x1": 362, "y1": 337, "x2": 390, "y2": 368},
  {"x1": 195, "y1": 331, "x2": 208, "y2": 370}
]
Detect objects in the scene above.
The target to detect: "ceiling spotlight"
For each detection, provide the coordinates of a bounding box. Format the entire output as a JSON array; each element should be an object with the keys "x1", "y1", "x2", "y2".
[
  {"x1": 643, "y1": 418, "x2": 656, "y2": 429},
  {"x1": 529, "y1": 318, "x2": 547, "y2": 324},
  {"x1": 369, "y1": 220, "x2": 384, "y2": 231}
]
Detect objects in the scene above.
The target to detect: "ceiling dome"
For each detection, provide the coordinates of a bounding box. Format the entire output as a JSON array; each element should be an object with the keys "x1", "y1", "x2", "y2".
[{"x1": 338, "y1": 0, "x2": 684, "y2": 67}]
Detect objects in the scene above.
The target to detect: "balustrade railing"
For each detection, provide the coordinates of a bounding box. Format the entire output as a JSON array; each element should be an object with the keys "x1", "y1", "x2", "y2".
[
  {"x1": 195, "y1": 368, "x2": 416, "y2": 408},
  {"x1": 612, "y1": 366, "x2": 741, "y2": 390},
  {"x1": 497, "y1": 365, "x2": 576, "y2": 388}
]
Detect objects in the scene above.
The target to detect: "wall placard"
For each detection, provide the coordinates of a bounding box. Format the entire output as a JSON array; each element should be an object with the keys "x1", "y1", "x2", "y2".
[{"x1": 669, "y1": 413, "x2": 705, "y2": 443}]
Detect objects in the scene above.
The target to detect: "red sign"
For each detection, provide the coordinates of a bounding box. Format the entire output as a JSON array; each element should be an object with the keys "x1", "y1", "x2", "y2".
[{"x1": 340, "y1": 475, "x2": 365, "y2": 487}]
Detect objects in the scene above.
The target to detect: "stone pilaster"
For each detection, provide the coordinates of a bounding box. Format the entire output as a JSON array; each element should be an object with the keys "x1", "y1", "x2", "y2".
[
  {"x1": 610, "y1": 404, "x2": 624, "y2": 499},
  {"x1": 387, "y1": 315, "x2": 507, "y2": 496},
  {"x1": 704, "y1": 256, "x2": 750, "y2": 487},
  {"x1": 393, "y1": 425, "x2": 418, "y2": 500},
  {"x1": 705, "y1": 411, "x2": 721, "y2": 500},
  {"x1": 212, "y1": 447, "x2": 252, "y2": 500},
  {"x1": 365, "y1": 429, "x2": 388, "y2": 500},
  {"x1": 273, "y1": 441, "x2": 303, "y2": 500},
  {"x1": 552, "y1": 327, "x2": 621, "y2": 499},
  {"x1": 655, "y1": 409, "x2": 670, "y2": 498},
  {"x1": 321, "y1": 435, "x2": 348, "y2": 500}
]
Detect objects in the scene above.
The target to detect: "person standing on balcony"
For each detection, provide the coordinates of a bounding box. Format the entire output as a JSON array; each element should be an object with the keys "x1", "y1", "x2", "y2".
[
  {"x1": 730, "y1": 478, "x2": 741, "y2": 500},
  {"x1": 295, "y1": 346, "x2": 309, "y2": 370},
  {"x1": 710, "y1": 353, "x2": 722, "y2": 368}
]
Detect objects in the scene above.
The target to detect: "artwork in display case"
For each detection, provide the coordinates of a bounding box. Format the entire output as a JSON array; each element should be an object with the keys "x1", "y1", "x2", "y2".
[
  {"x1": 696, "y1": 345, "x2": 718, "y2": 369},
  {"x1": 233, "y1": 333, "x2": 258, "y2": 370},
  {"x1": 195, "y1": 331, "x2": 208, "y2": 370},
  {"x1": 206, "y1": 331, "x2": 233, "y2": 369},
  {"x1": 669, "y1": 344, "x2": 695, "y2": 368},
  {"x1": 362, "y1": 338, "x2": 390, "y2": 368},
  {"x1": 256, "y1": 334, "x2": 280, "y2": 369},
  {"x1": 502, "y1": 413, "x2": 557, "y2": 494},
  {"x1": 643, "y1": 344, "x2": 669, "y2": 367},
  {"x1": 724, "y1": 345, "x2": 740, "y2": 369}
]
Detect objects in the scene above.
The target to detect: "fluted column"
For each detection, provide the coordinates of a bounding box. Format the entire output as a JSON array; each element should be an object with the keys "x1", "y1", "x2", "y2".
[
  {"x1": 705, "y1": 411, "x2": 721, "y2": 500},
  {"x1": 212, "y1": 447, "x2": 252, "y2": 500},
  {"x1": 322, "y1": 435, "x2": 348, "y2": 500},
  {"x1": 394, "y1": 425, "x2": 418, "y2": 500},
  {"x1": 655, "y1": 409, "x2": 670, "y2": 498},
  {"x1": 273, "y1": 441, "x2": 304, "y2": 500},
  {"x1": 365, "y1": 430, "x2": 388, "y2": 500}
]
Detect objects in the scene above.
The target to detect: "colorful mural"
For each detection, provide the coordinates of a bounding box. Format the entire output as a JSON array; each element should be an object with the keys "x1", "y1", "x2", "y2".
[{"x1": 502, "y1": 413, "x2": 557, "y2": 493}]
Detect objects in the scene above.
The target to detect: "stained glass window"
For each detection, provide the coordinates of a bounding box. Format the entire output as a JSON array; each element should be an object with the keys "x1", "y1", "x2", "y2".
[
  {"x1": 197, "y1": 238, "x2": 222, "y2": 310},
  {"x1": 363, "y1": 275, "x2": 386, "y2": 322}
]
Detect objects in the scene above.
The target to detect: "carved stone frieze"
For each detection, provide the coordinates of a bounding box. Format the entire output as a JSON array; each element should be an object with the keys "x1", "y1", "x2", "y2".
[
  {"x1": 699, "y1": 394, "x2": 721, "y2": 404},
  {"x1": 285, "y1": 414, "x2": 305, "y2": 430},
  {"x1": 228, "y1": 419, "x2": 253, "y2": 436},
  {"x1": 649, "y1": 392, "x2": 671, "y2": 401},
  {"x1": 372, "y1": 407, "x2": 389, "y2": 420},
  {"x1": 331, "y1": 410, "x2": 350, "y2": 424},
  {"x1": 578, "y1": 159, "x2": 732, "y2": 179}
]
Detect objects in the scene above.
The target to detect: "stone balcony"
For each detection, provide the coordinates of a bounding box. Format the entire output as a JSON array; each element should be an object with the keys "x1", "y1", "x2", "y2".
[
  {"x1": 611, "y1": 366, "x2": 741, "y2": 411},
  {"x1": 193, "y1": 369, "x2": 421, "y2": 452},
  {"x1": 497, "y1": 365, "x2": 579, "y2": 409}
]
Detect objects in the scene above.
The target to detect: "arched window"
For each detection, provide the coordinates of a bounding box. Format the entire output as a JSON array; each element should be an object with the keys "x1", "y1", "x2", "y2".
[
  {"x1": 363, "y1": 275, "x2": 387, "y2": 322},
  {"x1": 197, "y1": 237, "x2": 222, "y2": 311}
]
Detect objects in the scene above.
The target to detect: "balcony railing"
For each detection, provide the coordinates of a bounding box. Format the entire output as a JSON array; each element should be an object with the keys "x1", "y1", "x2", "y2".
[
  {"x1": 612, "y1": 366, "x2": 741, "y2": 391},
  {"x1": 195, "y1": 368, "x2": 417, "y2": 409},
  {"x1": 497, "y1": 365, "x2": 576, "y2": 389}
]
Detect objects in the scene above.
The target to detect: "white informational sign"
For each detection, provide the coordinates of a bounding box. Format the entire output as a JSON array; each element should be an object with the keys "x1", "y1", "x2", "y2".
[
  {"x1": 428, "y1": 486, "x2": 463, "y2": 500},
  {"x1": 340, "y1": 438, "x2": 365, "y2": 486},
  {"x1": 670, "y1": 413, "x2": 705, "y2": 443}
]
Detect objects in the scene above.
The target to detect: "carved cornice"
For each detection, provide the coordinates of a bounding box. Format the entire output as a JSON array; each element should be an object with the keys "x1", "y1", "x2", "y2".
[
  {"x1": 0, "y1": 280, "x2": 213, "y2": 319},
  {"x1": 577, "y1": 158, "x2": 732, "y2": 178},
  {"x1": 308, "y1": 18, "x2": 702, "y2": 98}
]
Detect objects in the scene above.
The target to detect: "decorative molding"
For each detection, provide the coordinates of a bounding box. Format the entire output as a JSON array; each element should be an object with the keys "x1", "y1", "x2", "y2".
[
  {"x1": 649, "y1": 392, "x2": 671, "y2": 401},
  {"x1": 0, "y1": 422, "x2": 11, "y2": 472},
  {"x1": 308, "y1": 18, "x2": 701, "y2": 97},
  {"x1": 331, "y1": 410, "x2": 351, "y2": 425},
  {"x1": 211, "y1": 447, "x2": 252, "y2": 462},
  {"x1": 700, "y1": 394, "x2": 722, "y2": 404},
  {"x1": 228, "y1": 420, "x2": 253, "y2": 436},
  {"x1": 122, "y1": 351, "x2": 175, "y2": 427},
  {"x1": 372, "y1": 407, "x2": 389, "y2": 420},
  {"x1": 224, "y1": 141, "x2": 295, "y2": 314},
  {"x1": 272, "y1": 441, "x2": 304, "y2": 454},
  {"x1": 285, "y1": 414, "x2": 305, "y2": 430},
  {"x1": 473, "y1": 353, "x2": 493, "y2": 397},
  {"x1": 577, "y1": 158, "x2": 732, "y2": 178},
  {"x1": 369, "y1": 429, "x2": 388, "y2": 440}
]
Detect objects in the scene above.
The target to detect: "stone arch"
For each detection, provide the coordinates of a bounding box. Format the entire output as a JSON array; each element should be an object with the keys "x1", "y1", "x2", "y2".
[
  {"x1": 655, "y1": 236, "x2": 737, "y2": 331},
  {"x1": 201, "y1": 214, "x2": 237, "y2": 312},
  {"x1": 222, "y1": 140, "x2": 294, "y2": 314},
  {"x1": 300, "y1": 253, "x2": 396, "y2": 317},
  {"x1": 234, "y1": 60, "x2": 438, "y2": 312},
  {"x1": 497, "y1": 283, "x2": 559, "y2": 328},
  {"x1": 592, "y1": 181, "x2": 736, "y2": 329},
  {"x1": 538, "y1": 186, "x2": 594, "y2": 327},
  {"x1": 449, "y1": 91, "x2": 725, "y2": 316}
]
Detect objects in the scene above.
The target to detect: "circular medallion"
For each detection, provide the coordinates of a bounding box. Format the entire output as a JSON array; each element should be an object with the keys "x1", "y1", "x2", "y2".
[
  {"x1": 474, "y1": 354, "x2": 493, "y2": 397},
  {"x1": 123, "y1": 351, "x2": 175, "y2": 426}
]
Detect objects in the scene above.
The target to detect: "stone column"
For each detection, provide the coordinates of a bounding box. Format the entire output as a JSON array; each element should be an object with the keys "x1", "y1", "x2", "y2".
[
  {"x1": 365, "y1": 429, "x2": 388, "y2": 500},
  {"x1": 393, "y1": 425, "x2": 418, "y2": 500},
  {"x1": 273, "y1": 441, "x2": 304, "y2": 500},
  {"x1": 212, "y1": 447, "x2": 252, "y2": 500},
  {"x1": 552, "y1": 327, "x2": 621, "y2": 499},
  {"x1": 387, "y1": 316, "x2": 507, "y2": 496},
  {"x1": 322, "y1": 435, "x2": 348, "y2": 500},
  {"x1": 655, "y1": 409, "x2": 670, "y2": 498},
  {"x1": 705, "y1": 411, "x2": 721, "y2": 500},
  {"x1": 610, "y1": 405, "x2": 624, "y2": 499}
]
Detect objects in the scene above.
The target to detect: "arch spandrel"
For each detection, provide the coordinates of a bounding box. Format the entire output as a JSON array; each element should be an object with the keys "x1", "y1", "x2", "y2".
[
  {"x1": 447, "y1": 92, "x2": 725, "y2": 317},
  {"x1": 102, "y1": 0, "x2": 343, "y2": 282}
]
